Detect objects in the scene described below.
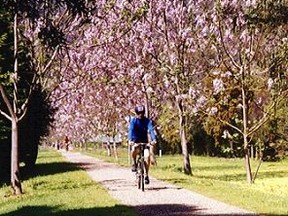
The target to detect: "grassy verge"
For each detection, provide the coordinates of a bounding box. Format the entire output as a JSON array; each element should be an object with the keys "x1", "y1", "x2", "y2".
[
  {"x1": 83, "y1": 146, "x2": 288, "y2": 215},
  {"x1": 0, "y1": 148, "x2": 135, "y2": 216}
]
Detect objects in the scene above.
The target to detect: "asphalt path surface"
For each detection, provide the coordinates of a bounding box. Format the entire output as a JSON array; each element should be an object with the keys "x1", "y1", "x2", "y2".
[{"x1": 61, "y1": 151, "x2": 260, "y2": 216}]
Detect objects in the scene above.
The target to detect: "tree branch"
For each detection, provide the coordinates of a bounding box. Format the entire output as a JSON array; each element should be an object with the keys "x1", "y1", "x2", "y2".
[
  {"x1": 0, "y1": 84, "x2": 14, "y2": 121},
  {"x1": 218, "y1": 18, "x2": 241, "y2": 71}
]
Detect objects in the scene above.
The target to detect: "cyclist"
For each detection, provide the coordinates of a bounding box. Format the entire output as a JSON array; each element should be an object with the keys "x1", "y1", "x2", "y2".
[{"x1": 128, "y1": 105, "x2": 157, "y2": 184}]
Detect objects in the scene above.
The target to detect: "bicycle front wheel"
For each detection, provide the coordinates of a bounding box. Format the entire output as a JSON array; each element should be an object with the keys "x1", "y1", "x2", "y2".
[
  {"x1": 136, "y1": 160, "x2": 141, "y2": 189},
  {"x1": 140, "y1": 158, "x2": 145, "y2": 191}
]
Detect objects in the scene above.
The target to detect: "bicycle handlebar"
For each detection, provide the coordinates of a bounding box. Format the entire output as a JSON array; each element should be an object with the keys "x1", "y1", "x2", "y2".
[{"x1": 130, "y1": 142, "x2": 154, "y2": 147}]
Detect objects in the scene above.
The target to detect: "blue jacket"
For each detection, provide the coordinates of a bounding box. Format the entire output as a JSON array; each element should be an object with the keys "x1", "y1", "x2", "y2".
[{"x1": 128, "y1": 116, "x2": 156, "y2": 143}]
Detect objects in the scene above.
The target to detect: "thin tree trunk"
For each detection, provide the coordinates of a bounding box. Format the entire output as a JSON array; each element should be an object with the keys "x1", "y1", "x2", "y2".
[
  {"x1": 241, "y1": 78, "x2": 253, "y2": 184},
  {"x1": 243, "y1": 135, "x2": 253, "y2": 184},
  {"x1": 113, "y1": 141, "x2": 118, "y2": 160},
  {"x1": 11, "y1": 118, "x2": 22, "y2": 195},
  {"x1": 177, "y1": 98, "x2": 192, "y2": 175},
  {"x1": 10, "y1": 6, "x2": 22, "y2": 195},
  {"x1": 250, "y1": 145, "x2": 254, "y2": 159},
  {"x1": 107, "y1": 143, "x2": 111, "y2": 156},
  {"x1": 180, "y1": 120, "x2": 191, "y2": 175},
  {"x1": 229, "y1": 140, "x2": 235, "y2": 158}
]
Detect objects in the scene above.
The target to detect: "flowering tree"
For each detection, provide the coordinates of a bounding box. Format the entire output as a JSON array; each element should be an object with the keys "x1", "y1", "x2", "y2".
[
  {"x1": 49, "y1": 1, "x2": 154, "y2": 144},
  {"x1": 129, "y1": 0, "x2": 217, "y2": 174},
  {"x1": 202, "y1": 0, "x2": 288, "y2": 183}
]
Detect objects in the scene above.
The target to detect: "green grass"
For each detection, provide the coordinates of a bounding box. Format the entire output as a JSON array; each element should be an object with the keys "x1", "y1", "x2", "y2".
[
  {"x1": 84, "y1": 146, "x2": 288, "y2": 215},
  {"x1": 0, "y1": 148, "x2": 135, "y2": 216}
]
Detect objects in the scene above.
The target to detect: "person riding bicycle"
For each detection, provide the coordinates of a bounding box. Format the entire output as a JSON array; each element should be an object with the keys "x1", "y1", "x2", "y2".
[{"x1": 128, "y1": 105, "x2": 157, "y2": 184}]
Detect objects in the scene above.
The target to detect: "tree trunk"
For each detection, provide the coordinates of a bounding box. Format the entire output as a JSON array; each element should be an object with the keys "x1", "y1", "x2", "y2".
[
  {"x1": 113, "y1": 141, "x2": 118, "y2": 160},
  {"x1": 241, "y1": 80, "x2": 253, "y2": 184},
  {"x1": 107, "y1": 143, "x2": 111, "y2": 156},
  {"x1": 244, "y1": 134, "x2": 252, "y2": 184},
  {"x1": 229, "y1": 140, "x2": 235, "y2": 158},
  {"x1": 180, "y1": 121, "x2": 191, "y2": 175},
  {"x1": 177, "y1": 98, "x2": 192, "y2": 175},
  {"x1": 11, "y1": 118, "x2": 22, "y2": 195},
  {"x1": 10, "y1": 8, "x2": 22, "y2": 195},
  {"x1": 250, "y1": 145, "x2": 254, "y2": 159}
]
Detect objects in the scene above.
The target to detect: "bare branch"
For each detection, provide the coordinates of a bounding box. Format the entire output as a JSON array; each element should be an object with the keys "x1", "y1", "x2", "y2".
[
  {"x1": 0, "y1": 84, "x2": 14, "y2": 121},
  {"x1": 42, "y1": 45, "x2": 60, "y2": 75},
  {"x1": 0, "y1": 109, "x2": 12, "y2": 121}
]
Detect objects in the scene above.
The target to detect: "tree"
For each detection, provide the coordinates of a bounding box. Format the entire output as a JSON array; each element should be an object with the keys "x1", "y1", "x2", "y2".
[
  {"x1": 132, "y1": 1, "x2": 216, "y2": 174},
  {"x1": 0, "y1": 0, "x2": 90, "y2": 195},
  {"x1": 202, "y1": 0, "x2": 288, "y2": 183},
  {"x1": 48, "y1": 1, "x2": 152, "y2": 145}
]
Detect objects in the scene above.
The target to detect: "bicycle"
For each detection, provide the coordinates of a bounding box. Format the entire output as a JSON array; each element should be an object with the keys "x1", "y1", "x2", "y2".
[{"x1": 133, "y1": 142, "x2": 151, "y2": 192}]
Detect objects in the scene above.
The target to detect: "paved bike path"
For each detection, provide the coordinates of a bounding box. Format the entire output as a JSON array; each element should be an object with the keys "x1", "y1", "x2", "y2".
[{"x1": 61, "y1": 151, "x2": 259, "y2": 216}]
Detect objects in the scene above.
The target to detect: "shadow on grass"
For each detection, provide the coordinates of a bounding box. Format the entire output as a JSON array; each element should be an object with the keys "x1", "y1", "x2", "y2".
[
  {"x1": 156, "y1": 174, "x2": 245, "y2": 185},
  {"x1": 0, "y1": 205, "x2": 134, "y2": 216},
  {"x1": 194, "y1": 170, "x2": 288, "y2": 182},
  {"x1": 157, "y1": 170, "x2": 278, "y2": 183},
  {"x1": 193, "y1": 163, "x2": 243, "y2": 170},
  {"x1": 253, "y1": 170, "x2": 288, "y2": 179},
  {"x1": 195, "y1": 173, "x2": 247, "y2": 182},
  {"x1": 21, "y1": 161, "x2": 84, "y2": 180},
  {"x1": 1, "y1": 204, "x2": 275, "y2": 216},
  {"x1": 0, "y1": 161, "x2": 91, "y2": 187}
]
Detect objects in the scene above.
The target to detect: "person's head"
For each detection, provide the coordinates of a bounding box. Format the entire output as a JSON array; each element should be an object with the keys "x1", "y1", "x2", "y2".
[{"x1": 135, "y1": 105, "x2": 145, "y2": 118}]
